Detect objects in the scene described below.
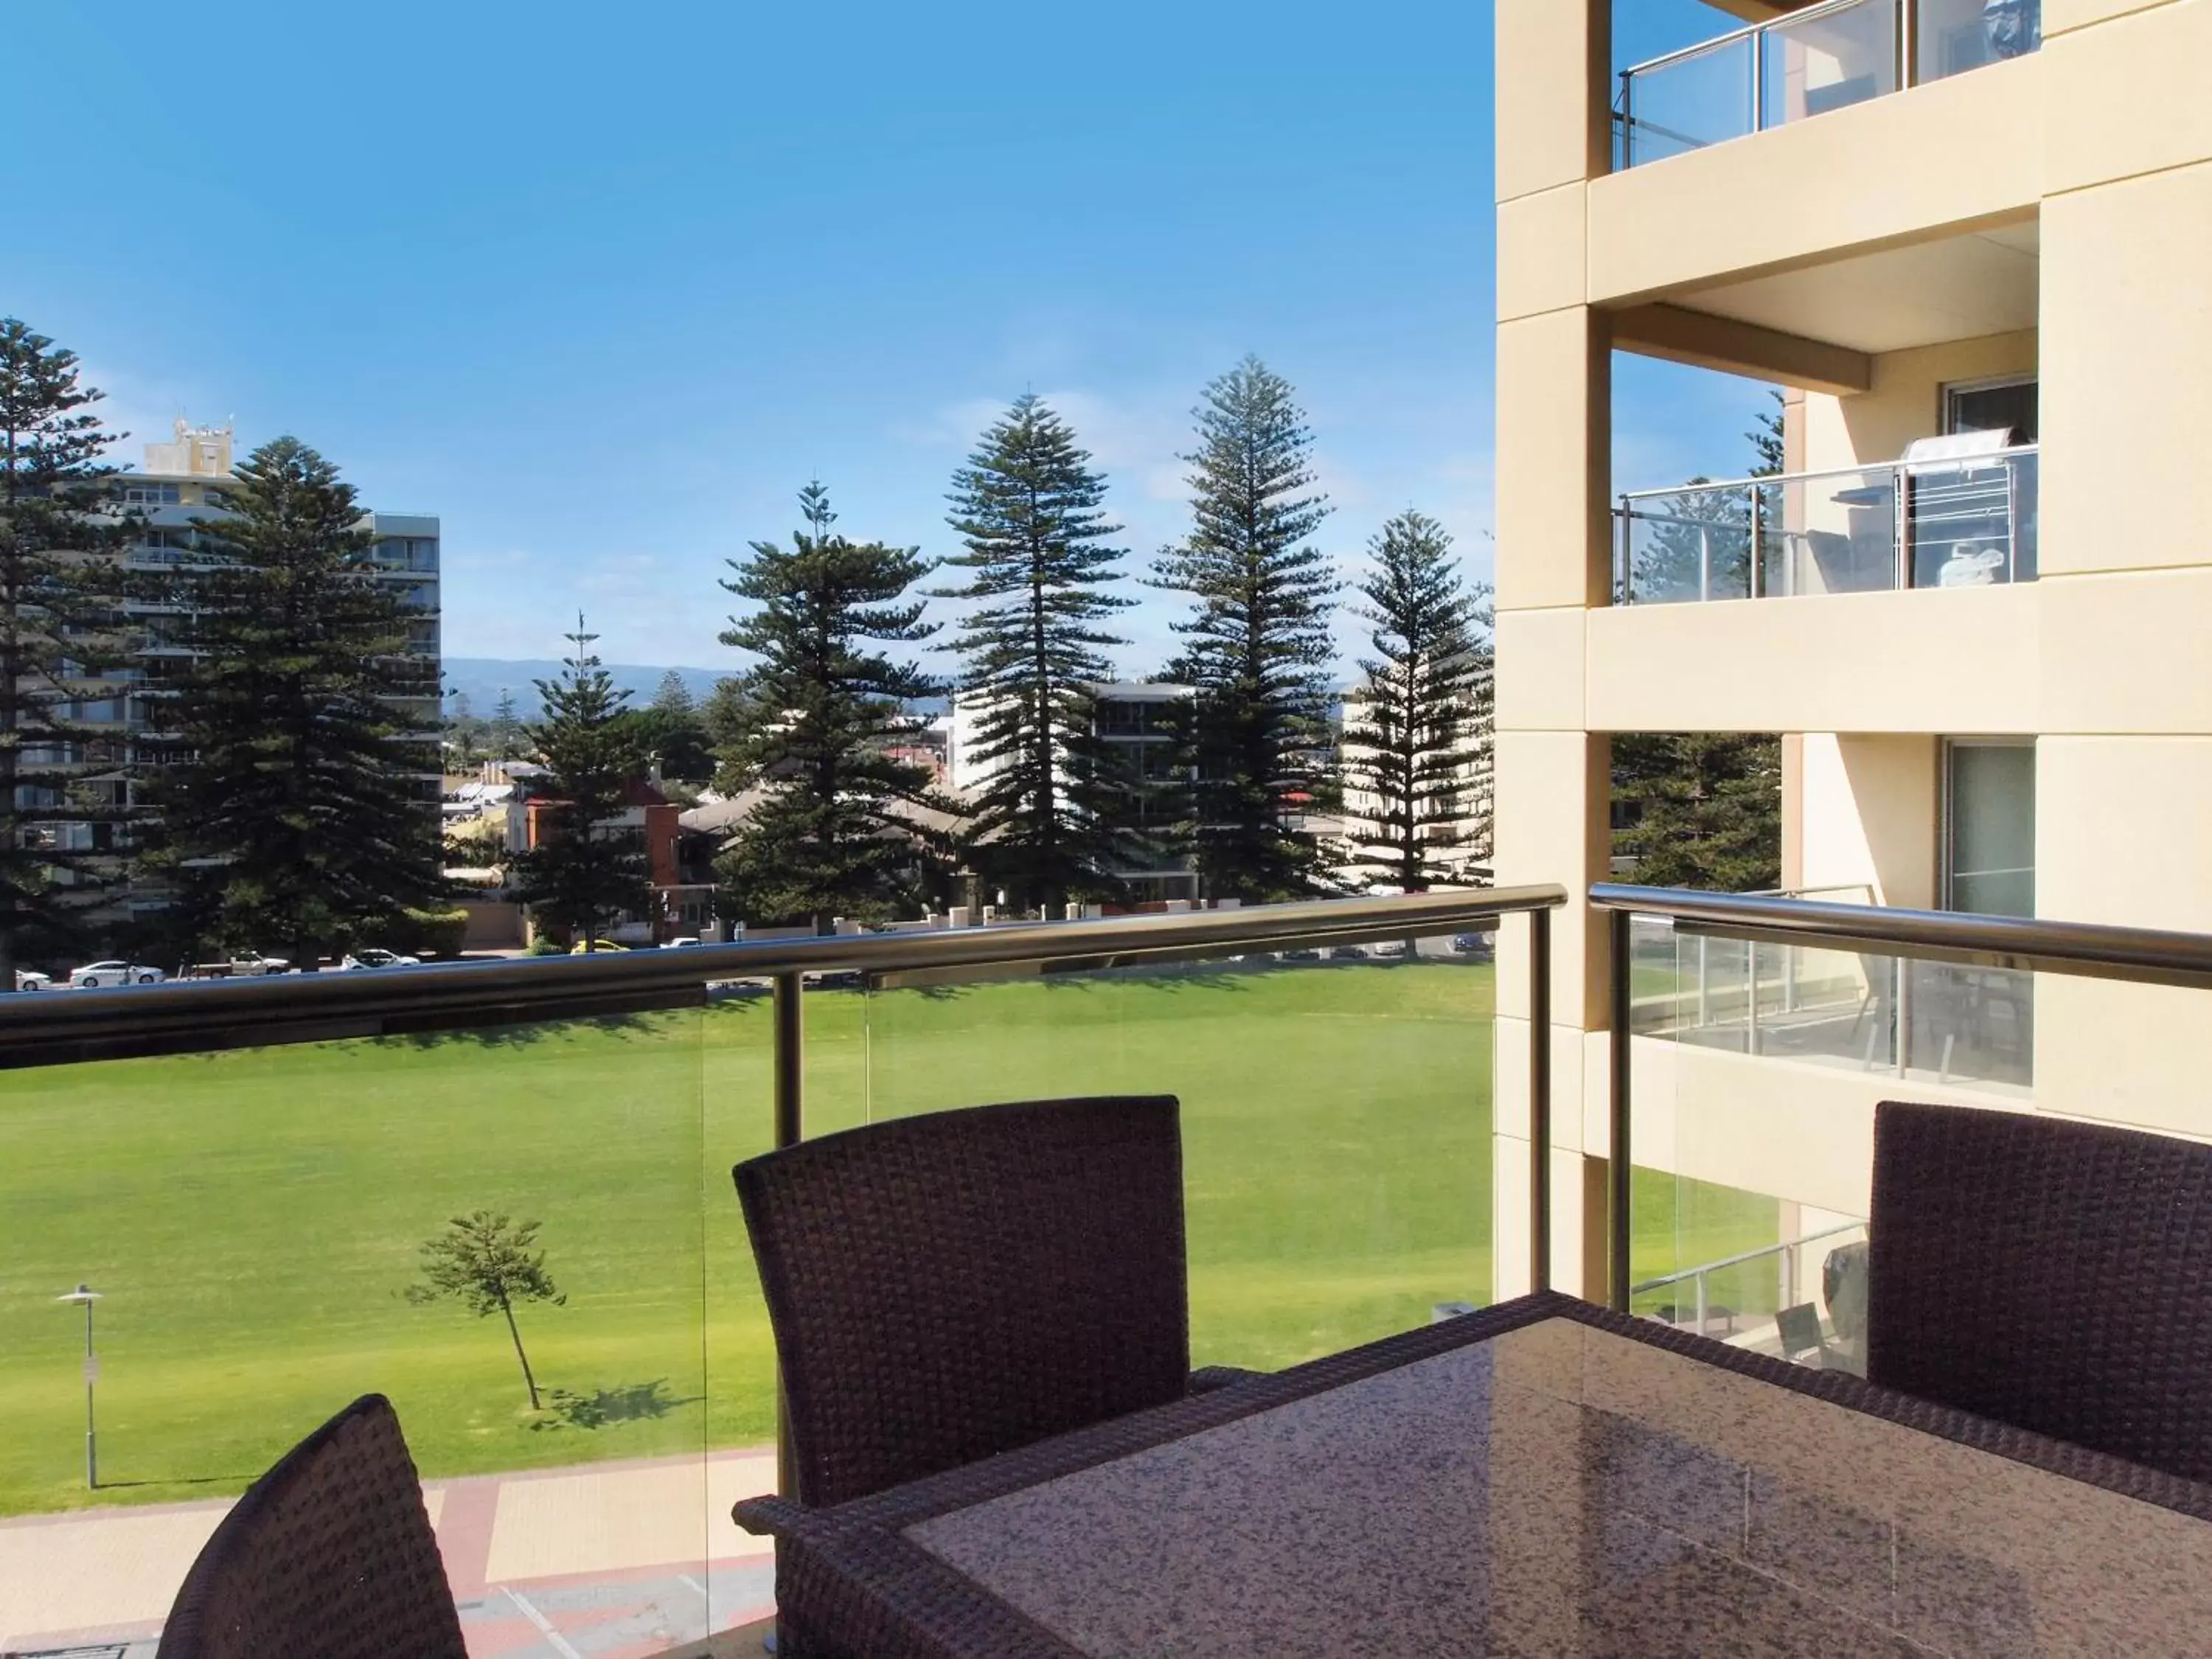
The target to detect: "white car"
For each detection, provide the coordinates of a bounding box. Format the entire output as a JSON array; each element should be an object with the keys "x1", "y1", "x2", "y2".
[
  {"x1": 72, "y1": 961, "x2": 165, "y2": 988},
  {"x1": 663, "y1": 936, "x2": 704, "y2": 949},
  {"x1": 11, "y1": 970, "x2": 54, "y2": 991},
  {"x1": 341, "y1": 949, "x2": 420, "y2": 971}
]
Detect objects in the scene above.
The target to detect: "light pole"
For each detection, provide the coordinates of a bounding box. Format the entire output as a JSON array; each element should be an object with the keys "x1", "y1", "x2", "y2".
[{"x1": 56, "y1": 1284, "x2": 101, "y2": 1489}]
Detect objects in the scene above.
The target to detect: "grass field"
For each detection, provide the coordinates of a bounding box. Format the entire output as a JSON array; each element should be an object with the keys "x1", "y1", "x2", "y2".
[{"x1": 0, "y1": 960, "x2": 1775, "y2": 1517}]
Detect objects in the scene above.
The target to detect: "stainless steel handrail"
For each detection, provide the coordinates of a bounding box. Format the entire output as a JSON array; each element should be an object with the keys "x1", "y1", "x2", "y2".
[
  {"x1": 1592, "y1": 884, "x2": 2212, "y2": 989},
  {"x1": 1618, "y1": 0, "x2": 1885, "y2": 82},
  {"x1": 1618, "y1": 445, "x2": 2037, "y2": 504},
  {"x1": 0, "y1": 886, "x2": 1566, "y2": 1065},
  {"x1": 1630, "y1": 1218, "x2": 1864, "y2": 1296}
]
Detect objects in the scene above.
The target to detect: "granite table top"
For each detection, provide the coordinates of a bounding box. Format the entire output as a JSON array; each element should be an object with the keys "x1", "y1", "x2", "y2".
[{"x1": 772, "y1": 1292, "x2": 2212, "y2": 1658}]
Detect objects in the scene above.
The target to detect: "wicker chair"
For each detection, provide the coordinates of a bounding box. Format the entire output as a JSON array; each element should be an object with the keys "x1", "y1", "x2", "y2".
[
  {"x1": 158, "y1": 1393, "x2": 465, "y2": 1659},
  {"x1": 1869, "y1": 1099, "x2": 2212, "y2": 1483},
  {"x1": 734, "y1": 1094, "x2": 1249, "y2": 1526}
]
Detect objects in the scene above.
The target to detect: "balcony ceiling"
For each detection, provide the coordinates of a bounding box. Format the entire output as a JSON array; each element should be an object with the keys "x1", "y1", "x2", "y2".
[{"x1": 1666, "y1": 220, "x2": 2039, "y2": 355}]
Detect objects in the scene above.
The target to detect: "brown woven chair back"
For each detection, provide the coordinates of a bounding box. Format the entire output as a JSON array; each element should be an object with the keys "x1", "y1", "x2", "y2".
[
  {"x1": 158, "y1": 1393, "x2": 466, "y2": 1659},
  {"x1": 1870, "y1": 1099, "x2": 2212, "y2": 1482},
  {"x1": 737, "y1": 1094, "x2": 1192, "y2": 1508}
]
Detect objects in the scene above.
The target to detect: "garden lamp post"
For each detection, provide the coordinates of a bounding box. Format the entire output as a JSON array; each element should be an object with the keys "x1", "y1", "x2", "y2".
[{"x1": 56, "y1": 1284, "x2": 101, "y2": 1489}]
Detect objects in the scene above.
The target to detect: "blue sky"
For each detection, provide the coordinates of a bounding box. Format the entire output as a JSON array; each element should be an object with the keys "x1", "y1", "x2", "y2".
[{"x1": 7, "y1": 0, "x2": 1763, "y2": 676}]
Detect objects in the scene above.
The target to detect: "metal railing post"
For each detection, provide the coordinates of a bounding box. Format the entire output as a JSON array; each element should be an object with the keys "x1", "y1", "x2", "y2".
[
  {"x1": 1619, "y1": 69, "x2": 1635, "y2": 167},
  {"x1": 1609, "y1": 908, "x2": 1634, "y2": 1312},
  {"x1": 1694, "y1": 1270, "x2": 1709, "y2": 1336},
  {"x1": 2006, "y1": 455, "x2": 2021, "y2": 582},
  {"x1": 1899, "y1": 0, "x2": 1919, "y2": 88},
  {"x1": 1748, "y1": 484, "x2": 1764, "y2": 599},
  {"x1": 1529, "y1": 906, "x2": 1553, "y2": 1293},
  {"x1": 1895, "y1": 958, "x2": 1910, "y2": 1077},
  {"x1": 1698, "y1": 526, "x2": 1713, "y2": 602},
  {"x1": 1746, "y1": 945, "x2": 1761, "y2": 1056},
  {"x1": 773, "y1": 970, "x2": 804, "y2": 1506},
  {"x1": 1896, "y1": 465, "x2": 1913, "y2": 590},
  {"x1": 1616, "y1": 497, "x2": 1632, "y2": 603},
  {"x1": 1750, "y1": 25, "x2": 1765, "y2": 133}
]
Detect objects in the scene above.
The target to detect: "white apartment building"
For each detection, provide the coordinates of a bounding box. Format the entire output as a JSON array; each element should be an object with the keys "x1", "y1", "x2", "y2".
[{"x1": 1492, "y1": 0, "x2": 2211, "y2": 1303}]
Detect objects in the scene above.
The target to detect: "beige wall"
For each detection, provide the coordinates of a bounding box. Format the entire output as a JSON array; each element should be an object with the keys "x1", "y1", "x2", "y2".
[
  {"x1": 1494, "y1": 0, "x2": 2212, "y2": 1295},
  {"x1": 1792, "y1": 734, "x2": 1938, "y2": 906},
  {"x1": 1801, "y1": 330, "x2": 2039, "y2": 472}
]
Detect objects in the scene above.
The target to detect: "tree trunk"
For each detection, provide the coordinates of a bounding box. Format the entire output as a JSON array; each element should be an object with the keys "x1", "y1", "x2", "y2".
[{"x1": 500, "y1": 1296, "x2": 542, "y2": 1410}]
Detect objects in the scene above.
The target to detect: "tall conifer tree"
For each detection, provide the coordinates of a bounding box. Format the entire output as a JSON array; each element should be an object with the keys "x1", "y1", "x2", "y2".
[
  {"x1": 1150, "y1": 357, "x2": 1340, "y2": 901},
  {"x1": 140, "y1": 437, "x2": 444, "y2": 965},
  {"x1": 0, "y1": 320, "x2": 132, "y2": 990},
  {"x1": 1343, "y1": 510, "x2": 1492, "y2": 891},
  {"x1": 936, "y1": 394, "x2": 1135, "y2": 911},
  {"x1": 714, "y1": 482, "x2": 945, "y2": 927},
  {"x1": 511, "y1": 619, "x2": 653, "y2": 948}
]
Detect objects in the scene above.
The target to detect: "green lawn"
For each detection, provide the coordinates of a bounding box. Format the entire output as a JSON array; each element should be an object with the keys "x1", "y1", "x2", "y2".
[{"x1": 0, "y1": 961, "x2": 1774, "y2": 1517}]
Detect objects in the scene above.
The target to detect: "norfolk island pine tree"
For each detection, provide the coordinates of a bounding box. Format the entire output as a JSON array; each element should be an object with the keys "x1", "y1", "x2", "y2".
[
  {"x1": 136, "y1": 437, "x2": 445, "y2": 970},
  {"x1": 713, "y1": 481, "x2": 950, "y2": 928},
  {"x1": 0, "y1": 320, "x2": 134, "y2": 992},
  {"x1": 1343, "y1": 509, "x2": 1494, "y2": 895},
  {"x1": 934, "y1": 394, "x2": 1140, "y2": 914},
  {"x1": 1150, "y1": 357, "x2": 1342, "y2": 902}
]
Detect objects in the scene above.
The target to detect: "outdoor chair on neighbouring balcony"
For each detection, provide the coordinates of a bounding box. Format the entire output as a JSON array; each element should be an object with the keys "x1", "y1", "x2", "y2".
[
  {"x1": 156, "y1": 1394, "x2": 465, "y2": 1659},
  {"x1": 731, "y1": 1095, "x2": 1257, "y2": 1536},
  {"x1": 1868, "y1": 1099, "x2": 2212, "y2": 1483}
]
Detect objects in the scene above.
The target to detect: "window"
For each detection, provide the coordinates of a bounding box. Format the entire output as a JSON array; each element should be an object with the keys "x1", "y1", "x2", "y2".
[
  {"x1": 1944, "y1": 740, "x2": 2034, "y2": 917},
  {"x1": 120, "y1": 481, "x2": 182, "y2": 508},
  {"x1": 1943, "y1": 376, "x2": 2038, "y2": 445}
]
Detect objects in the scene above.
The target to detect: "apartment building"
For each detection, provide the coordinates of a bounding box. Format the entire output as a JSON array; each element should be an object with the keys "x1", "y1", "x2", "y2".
[
  {"x1": 29, "y1": 420, "x2": 442, "y2": 928},
  {"x1": 947, "y1": 681, "x2": 1201, "y2": 904},
  {"x1": 1492, "y1": 0, "x2": 2209, "y2": 1301}
]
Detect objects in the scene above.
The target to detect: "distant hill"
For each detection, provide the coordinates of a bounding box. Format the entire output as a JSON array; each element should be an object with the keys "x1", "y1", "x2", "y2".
[{"x1": 441, "y1": 659, "x2": 726, "y2": 717}]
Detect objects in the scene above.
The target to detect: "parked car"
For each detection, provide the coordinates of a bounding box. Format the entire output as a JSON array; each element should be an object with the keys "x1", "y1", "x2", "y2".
[
  {"x1": 663, "y1": 936, "x2": 704, "y2": 949},
  {"x1": 231, "y1": 953, "x2": 291, "y2": 975},
  {"x1": 568, "y1": 939, "x2": 629, "y2": 954},
  {"x1": 1279, "y1": 947, "x2": 1323, "y2": 963},
  {"x1": 341, "y1": 948, "x2": 420, "y2": 970},
  {"x1": 11, "y1": 970, "x2": 54, "y2": 990},
  {"x1": 1449, "y1": 932, "x2": 1495, "y2": 959},
  {"x1": 72, "y1": 961, "x2": 164, "y2": 988},
  {"x1": 1366, "y1": 940, "x2": 1411, "y2": 960}
]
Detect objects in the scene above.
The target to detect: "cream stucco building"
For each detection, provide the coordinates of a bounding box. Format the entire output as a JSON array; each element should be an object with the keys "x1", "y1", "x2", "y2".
[{"x1": 1491, "y1": 0, "x2": 2212, "y2": 1304}]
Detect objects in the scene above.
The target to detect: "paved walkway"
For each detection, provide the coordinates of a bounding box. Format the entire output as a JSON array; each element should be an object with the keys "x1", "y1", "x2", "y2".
[{"x1": 0, "y1": 1447, "x2": 777, "y2": 1658}]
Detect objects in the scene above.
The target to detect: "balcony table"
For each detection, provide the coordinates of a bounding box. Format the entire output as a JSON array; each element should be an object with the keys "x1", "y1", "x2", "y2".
[{"x1": 760, "y1": 1290, "x2": 2212, "y2": 1658}]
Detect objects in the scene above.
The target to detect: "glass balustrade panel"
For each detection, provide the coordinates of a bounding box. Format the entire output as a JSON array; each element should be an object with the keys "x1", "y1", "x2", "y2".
[
  {"x1": 854, "y1": 939, "x2": 1498, "y2": 1370},
  {"x1": 1757, "y1": 467, "x2": 1899, "y2": 597},
  {"x1": 1621, "y1": 34, "x2": 1755, "y2": 165},
  {"x1": 1920, "y1": 0, "x2": 2040, "y2": 82},
  {"x1": 1763, "y1": 0, "x2": 1897, "y2": 130},
  {"x1": 1625, "y1": 920, "x2": 1871, "y2": 1377},
  {"x1": 0, "y1": 1001, "x2": 736, "y2": 1650},
  {"x1": 1618, "y1": 485, "x2": 1756, "y2": 605}
]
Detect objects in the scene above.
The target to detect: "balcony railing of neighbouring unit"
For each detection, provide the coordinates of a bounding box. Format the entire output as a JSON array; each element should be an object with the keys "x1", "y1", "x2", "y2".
[
  {"x1": 1615, "y1": 0, "x2": 2042, "y2": 169},
  {"x1": 1613, "y1": 442, "x2": 2037, "y2": 606}
]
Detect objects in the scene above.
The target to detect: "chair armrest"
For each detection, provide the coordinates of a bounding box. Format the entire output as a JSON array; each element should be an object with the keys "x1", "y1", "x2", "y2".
[
  {"x1": 1189, "y1": 1365, "x2": 1265, "y2": 1394},
  {"x1": 733, "y1": 1492, "x2": 810, "y2": 1536}
]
